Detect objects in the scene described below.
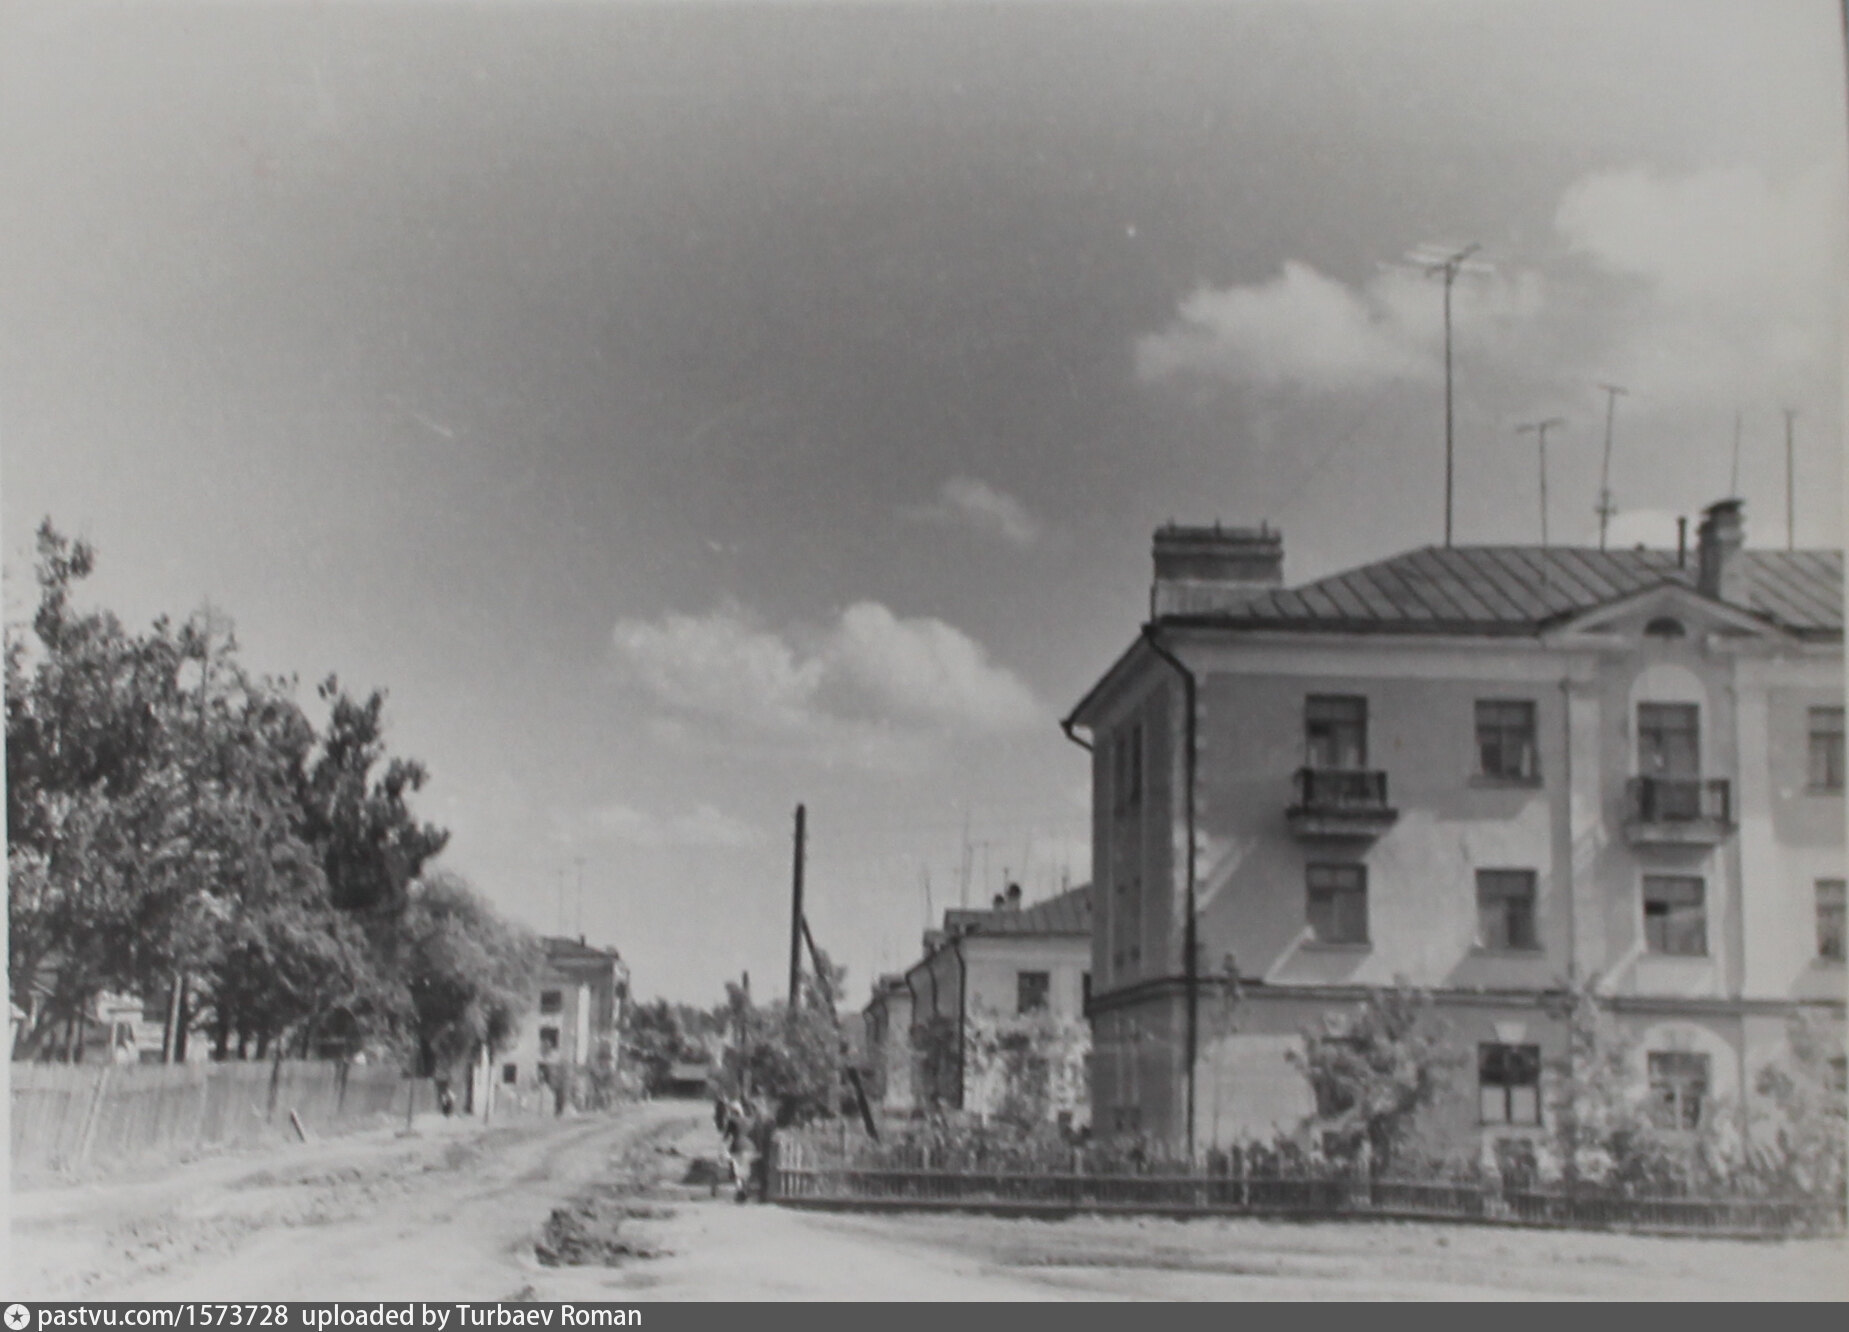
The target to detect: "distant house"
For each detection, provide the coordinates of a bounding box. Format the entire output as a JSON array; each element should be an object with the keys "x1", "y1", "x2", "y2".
[
  {"x1": 864, "y1": 883, "x2": 1092, "y2": 1128},
  {"x1": 490, "y1": 935, "x2": 629, "y2": 1114}
]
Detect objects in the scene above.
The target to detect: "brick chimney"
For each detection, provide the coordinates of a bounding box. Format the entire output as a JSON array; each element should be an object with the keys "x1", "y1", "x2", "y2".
[
  {"x1": 1150, "y1": 522, "x2": 1284, "y2": 618},
  {"x1": 1696, "y1": 498, "x2": 1748, "y2": 604}
]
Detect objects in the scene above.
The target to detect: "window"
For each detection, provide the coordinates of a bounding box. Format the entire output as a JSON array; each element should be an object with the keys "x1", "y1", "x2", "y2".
[
  {"x1": 1306, "y1": 863, "x2": 1368, "y2": 945},
  {"x1": 1113, "y1": 723, "x2": 1144, "y2": 813},
  {"x1": 539, "y1": 989, "x2": 563, "y2": 1015},
  {"x1": 502, "y1": 1063, "x2": 518, "y2": 1085},
  {"x1": 1112, "y1": 878, "x2": 1141, "y2": 972},
  {"x1": 1818, "y1": 879, "x2": 1846, "y2": 962},
  {"x1": 1016, "y1": 971, "x2": 1050, "y2": 1014},
  {"x1": 1642, "y1": 876, "x2": 1707, "y2": 956},
  {"x1": 1829, "y1": 1056, "x2": 1848, "y2": 1096},
  {"x1": 538, "y1": 1026, "x2": 560, "y2": 1055},
  {"x1": 1475, "y1": 700, "x2": 1538, "y2": 782},
  {"x1": 1648, "y1": 1051, "x2": 1709, "y2": 1130},
  {"x1": 1808, "y1": 707, "x2": 1844, "y2": 792},
  {"x1": 1477, "y1": 870, "x2": 1539, "y2": 951},
  {"x1": 1305, "y1": 696, "x2": 1367, "y2": 769},
  {"x1": 1644, "y1": 616, "x2": 1686, "y2": 638},
  {"x1": 1638, "y1": 702, "x2": 1699, "y2": 777},
  {"x1": 1081, "y1": 973, "x2": 1092, "y2": 1008},
  {"x1": 1479, "y1": 1043, "x2": 1541, "y2": 1125}
]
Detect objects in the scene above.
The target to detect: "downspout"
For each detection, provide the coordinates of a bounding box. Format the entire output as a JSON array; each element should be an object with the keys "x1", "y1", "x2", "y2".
[
  {"x1": 1141, "y1": 623, "x2": 1199, "y2": 1160},
  {"x1": 954, "y1": 935, "x2": 969, "y2": 1112}
]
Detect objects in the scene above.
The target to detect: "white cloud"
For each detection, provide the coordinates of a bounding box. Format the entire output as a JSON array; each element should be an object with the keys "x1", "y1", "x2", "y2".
[
  {"x1": 905, "y1": 476, "x2": 1042, "y2": 547},
  {"x1": 1552, "y1": 162, "x2": 1844, "y2": 404},
  {"x1": 827, "y1": 601, "x2": 1040, "y2": 731},
  {"x1": 611, "y1": 603, "x2": 821, "y2": 730},
  {"x1": 610, "y1": 600, "x2": 1041, "y2": 760},
  {"x1": 583, "y1": 801, "x2": 765, "y2": 850},
  {"x1": 1134, "y1": 259, "x2": 1543, "y2": 394}
]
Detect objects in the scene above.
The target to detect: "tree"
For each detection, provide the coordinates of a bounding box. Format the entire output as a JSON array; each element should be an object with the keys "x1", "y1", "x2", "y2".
[
  {"x1": 1291, "y1": 981, "x2": 1460, "y2": 1173},
  {"x1": 622, "y1": 998, "x2": 712, "y2": 1094},
  {"x1": 302, "y1": 678, "x2": 449, "y2": 918},
  {"x1": 395, "y1": 872, "x2": 543, "y2": 1077},
  {"x1": 1747, "y1": 1012, "x2": 1846, "y2": 1206}
]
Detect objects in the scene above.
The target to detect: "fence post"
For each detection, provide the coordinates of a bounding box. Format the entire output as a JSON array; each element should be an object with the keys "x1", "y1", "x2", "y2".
[{"x1": 70, "y1": 1063, "x2": 114, "y2": 1174}]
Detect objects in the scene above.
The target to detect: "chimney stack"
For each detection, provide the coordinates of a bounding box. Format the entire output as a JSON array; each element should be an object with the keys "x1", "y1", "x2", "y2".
[
  {"x1": 1150, "y1": 522, "x2": 1284, "y2": 618},
  {"x1": 1696, "y1": 499, "x2": 1747, "y2": 604}
]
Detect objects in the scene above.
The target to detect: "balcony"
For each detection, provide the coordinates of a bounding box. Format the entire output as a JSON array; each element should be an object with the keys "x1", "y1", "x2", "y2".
[
  {"x1": 1624, "y1": 776, "x2": 1733, "y2": 847},
  {"x1": 1287, "y1": 767, "x2": 1398, "y2": 840}
]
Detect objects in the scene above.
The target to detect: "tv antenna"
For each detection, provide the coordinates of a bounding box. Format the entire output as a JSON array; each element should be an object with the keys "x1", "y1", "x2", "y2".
[
  {"x1": 1594, "y1": 383, "x2": 1627, "y2": 549},
  {"x1": 1729, "y1": 409, "x2": 1744, "y2": 498},
  {"x1": 1516, "y1": 418, "x2": 1567, "y2": 550},
  {"x1": 1405, "y1": 242, "x2": 1492, "y2": 546}
]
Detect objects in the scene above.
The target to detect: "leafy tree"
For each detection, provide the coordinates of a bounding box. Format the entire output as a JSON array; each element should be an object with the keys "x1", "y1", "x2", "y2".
[
  {"x1": 1748, "y1": 1012, "x2": 1848, "y2": 1207},
  {"x1": 1290, "y1": 981, "x2": 1460, "y2": 1173},
  {"x1": 395, "y1": 872, "x2": 543, "y2": 1076},
  {"x1": 302, "y1": 678, "x2": 449, "y2": 918},
  {"x1": 622, "y1": 998, "x2": 714, "y2": 1094}
]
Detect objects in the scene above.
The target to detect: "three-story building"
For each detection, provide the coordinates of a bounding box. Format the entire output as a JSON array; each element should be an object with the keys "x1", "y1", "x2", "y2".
[{"x1": 1064, "y1": 501, "x2": 1844, "y2": 1157}]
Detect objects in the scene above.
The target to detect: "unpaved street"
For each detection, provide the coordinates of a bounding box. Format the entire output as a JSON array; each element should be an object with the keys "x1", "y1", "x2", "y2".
[{"x1": 12, "y1": 1103, "x2": 1848, "y2": 1301}]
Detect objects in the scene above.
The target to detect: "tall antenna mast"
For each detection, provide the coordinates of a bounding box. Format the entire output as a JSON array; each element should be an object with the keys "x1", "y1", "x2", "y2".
[
  {"x1": 1784, "y1": 408, "x2": 1797, "y2": 550},
  {"x1": 1517, "y1": 417, "x2": 1567, "y2": 551},
  {"x1": 1418, "y1": 242, "x2": 1484, "y2": 546},
  {"x1": 1594, "y1": 383, "x2": 1627, "y2": 549},
  {"x1": 1729, "y1": 410, "x2": 1743, "y2": 497}
]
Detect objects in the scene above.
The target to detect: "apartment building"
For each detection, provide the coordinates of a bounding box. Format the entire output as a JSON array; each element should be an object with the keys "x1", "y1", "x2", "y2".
[
  {"x1": 492, "y1": 935, "x2": 629, "y2": 1113},
  {"x1": 1063, "y1": 501, "x2": 1844, "y2": 1156},
  {"x1": 864, "y1": 883, "x2": 1092, "y2": 1126}
]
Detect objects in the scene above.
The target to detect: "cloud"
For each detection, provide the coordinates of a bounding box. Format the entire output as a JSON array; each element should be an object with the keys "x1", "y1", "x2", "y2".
[
  {"x1": 610, "y1": 600, "x2": 1041, "y2": 759},
  {"x1": 1552, "y1": 162, "x2": 1843, "y2": 404},
  {"x1": 581, "y1": 801, "x2": 765, "y2": 850},
  {"x1": 1134, "y1": 259, "x2": 1543, "y2": 394},
  {"x1": 905, "y1": 476, "x2": 1042, "y2": 547}
]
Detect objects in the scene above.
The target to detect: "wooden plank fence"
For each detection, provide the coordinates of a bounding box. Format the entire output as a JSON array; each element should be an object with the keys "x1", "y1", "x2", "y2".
[
  {"x1": 768, "y1": 1137, "x2": 1844, "y2": 1239},
  {"x1": 11, "y1": 1059, "x2": 432, "y2": 1178}
]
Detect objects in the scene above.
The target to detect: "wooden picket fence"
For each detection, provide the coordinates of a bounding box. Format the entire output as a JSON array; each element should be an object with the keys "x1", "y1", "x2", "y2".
[
  {"x1": 769, "y1": 1135, "x2": 1845, "y2": 1239},
  {"x1": 10, "y1": 1058, "x2": 431, "y2": 1178}
]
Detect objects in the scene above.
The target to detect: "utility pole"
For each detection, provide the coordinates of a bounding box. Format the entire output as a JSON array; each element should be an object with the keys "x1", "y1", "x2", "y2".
[
  {"x1": 1784, "y1": 409, "x2": 1797, "y2": 550},
  {"x1": 1594, "y1": 384, "x2": 1627, "y2": 549},
  {"x1": 788, "y1": 804, "x2": 806, "y2": 1016},
  {"x1": 1420, "y1": 242, "x2": 1482, "y2": 546},
  {"x1": 1517, "y1": 418, "x2": 1567, "y2": 550}
]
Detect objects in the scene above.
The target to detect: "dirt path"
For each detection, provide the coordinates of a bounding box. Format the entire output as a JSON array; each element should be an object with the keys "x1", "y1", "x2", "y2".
[{"x1": 11, "y1": 1101, "x2": 702, "y2": 1301}]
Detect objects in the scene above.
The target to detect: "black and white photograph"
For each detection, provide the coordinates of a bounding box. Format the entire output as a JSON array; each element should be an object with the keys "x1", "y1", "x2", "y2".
[{"x1": 4, "y1": 0, "x2": 1846, "y2": 1304}]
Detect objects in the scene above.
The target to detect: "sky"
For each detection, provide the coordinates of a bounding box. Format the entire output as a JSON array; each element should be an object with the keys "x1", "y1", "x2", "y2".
[{"x1": 3, "y1": 0, "x2": 1845, "y2": 1006}]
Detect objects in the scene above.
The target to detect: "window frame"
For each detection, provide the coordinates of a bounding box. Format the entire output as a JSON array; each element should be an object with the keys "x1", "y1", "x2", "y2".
[
  {"x1": 538, "y1": 1026, "x2": 560, "y2": 1056},
  {"x1": 1642, "y1": 874, "x2": 1708, "y2": 957},
  {"x1": 1474, "y1": 699, "x2": 1540, "y2": 784},
  {"x1": 1478, "y1": 1042, "x2": 1543, "y2": 1126},
  {"x1": 1648, "y1": 1050, "x2": 1710, "y2": 1131},
  {"x1": 1637, "y1": 702, "x2": 1701, "y2": 778},
  {"x1": 1016, "y1": 970, "x2": 1051, "y2": 1015},
  {"x1": 1475, "y1": 869, "x2": 1540, "y2": 952},
  {"x1": 1304, "y1": 695, "x2": 1368, "y2": 771},
  {"x1": 1808, "y1": 706, "x2": 1845, "y2": 793},
  {"x1": 1817, "y1": 879, "x2": 1846, "y2": 963},
  {"x1": 538, "y1": 989, "x2": 564, "y2": 1015},
  {"x1": 1306, "y1": 862, "x2": 1369, "y2": 946}
]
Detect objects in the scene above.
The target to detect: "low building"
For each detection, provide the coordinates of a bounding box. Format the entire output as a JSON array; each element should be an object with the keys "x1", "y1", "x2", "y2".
[
  {"x1": 1064, "y1": 502, "x2": 1844, "y2": 1159},
  {"x1": 865, "y1": 883, "x2": 1092, "y2": 1129},
  {"x1": 491, "y1": 935, "x2": 629, "y2": 1114}
]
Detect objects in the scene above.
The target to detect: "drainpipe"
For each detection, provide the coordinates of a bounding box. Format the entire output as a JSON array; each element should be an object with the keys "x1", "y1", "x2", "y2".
[
  {"x1": 1141, "y1": 623, "x2": 1199, "y2": 1160},
  {"x1": 954, "y1": 935, "x2": 970, "y2": 1113}
]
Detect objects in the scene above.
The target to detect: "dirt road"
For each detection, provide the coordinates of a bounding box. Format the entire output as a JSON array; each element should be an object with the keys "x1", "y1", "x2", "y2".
[
  {"x1": 14, "y1": 1105, "x2": 1846, "y2": 1301},
  {"x1": 11, "y1": 1102, "x2": 702, "y2": 1301}
]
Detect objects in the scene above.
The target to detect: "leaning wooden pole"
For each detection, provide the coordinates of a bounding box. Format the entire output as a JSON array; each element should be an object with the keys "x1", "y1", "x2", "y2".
[{"x1": 787, "y1": 803, "x2": 806, "y2": 1020}]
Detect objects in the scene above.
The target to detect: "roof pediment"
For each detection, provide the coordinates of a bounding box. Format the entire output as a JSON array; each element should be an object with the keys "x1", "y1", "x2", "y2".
[{"x1": 1540, "y1": 581, "x2": 1793, "y2": 646}]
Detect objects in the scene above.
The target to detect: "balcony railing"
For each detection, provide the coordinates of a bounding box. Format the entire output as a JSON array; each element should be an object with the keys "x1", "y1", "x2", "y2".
[
  {"x1": 1287, "y1": 767, "x2": 1397, "y2": 839},
  {"x1": 1624, "y1": 776, "x2": 1732, "y2": 846}
]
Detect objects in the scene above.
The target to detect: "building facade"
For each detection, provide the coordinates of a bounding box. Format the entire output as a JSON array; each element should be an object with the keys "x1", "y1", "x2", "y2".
[
  {"x1": 491, "y1": 935, "x2": 629, "y2": 1114},
  {"x1": 864, "y1": 883, "x2": 1092, "y2": 1127},
  {"x1": 1065, "y1": 502, "x2": 1844, "y2": 1158}
]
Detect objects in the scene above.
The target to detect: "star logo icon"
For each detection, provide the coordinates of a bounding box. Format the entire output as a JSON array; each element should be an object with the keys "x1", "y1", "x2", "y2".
[{"x1": 5, "y1": 1304, "x2": 30, "y2": 1331}]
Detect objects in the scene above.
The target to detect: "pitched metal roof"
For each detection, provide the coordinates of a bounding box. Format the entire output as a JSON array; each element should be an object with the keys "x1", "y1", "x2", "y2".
[
  {"x1": 1166, "y1": 547, "x2": 1842, "y2": 639},
  {"x1": 943, "y1": 884, "x2": 1092, "y2": 938}
]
